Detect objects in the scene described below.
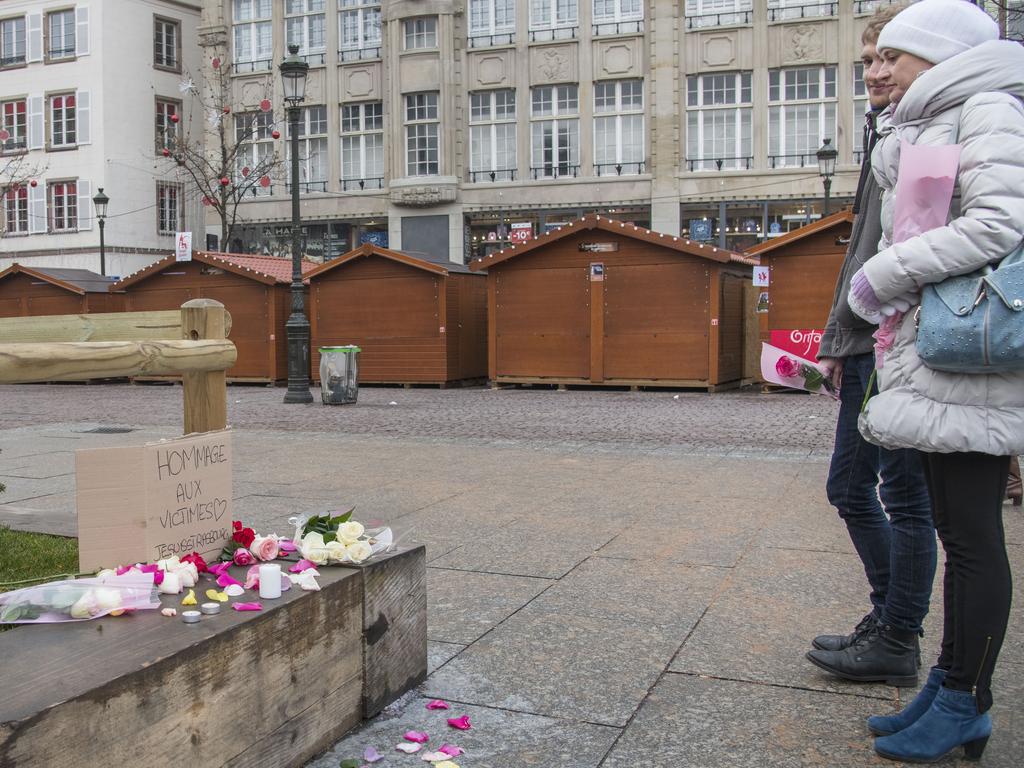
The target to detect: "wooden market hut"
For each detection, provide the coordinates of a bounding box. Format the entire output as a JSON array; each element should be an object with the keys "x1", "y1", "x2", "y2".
[
  {"x1": 745, "y1": 209, "x2": 853, "y2": 357},
  {"x1": 0, "y1": 264, "x2": 122, "y2": 317},
  {"x1": 306, "y1": 243, "x2": 487, "y2": 385},
  {"x1": 111, "y1": 251, "x2": 318, "y2": 383},
  {"x1": 469, "y1": 214, "x2": 756, "y2": 389}
]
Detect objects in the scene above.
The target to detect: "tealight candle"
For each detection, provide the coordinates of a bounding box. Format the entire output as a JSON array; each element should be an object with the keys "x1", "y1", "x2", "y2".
[
  {"x1": 199, "y1": 602, "x2": 221, "y2": 615},
  {"x1": 181, "y1": 610, "x2": 202, "y2": 624},
  {"x1": 258, "y1": 563, "x2": 282, "y2": 599}
]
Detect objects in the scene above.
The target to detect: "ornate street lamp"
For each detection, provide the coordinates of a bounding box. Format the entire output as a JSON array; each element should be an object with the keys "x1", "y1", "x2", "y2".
[
  {"x1": 92, "y1": 187, "x2": 109, "y2": 276},
  {"x1": 816, "y1": 138, "x2": 839, "y2": 216},
  {"x1": 279, "y1": 44, "x2": 313, "y2": 404}
]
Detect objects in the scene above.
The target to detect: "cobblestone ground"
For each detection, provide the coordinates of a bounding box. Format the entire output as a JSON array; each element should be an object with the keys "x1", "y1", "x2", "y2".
[{"x1": 0, "y1": 383, "x2": 839, "y2": 458}]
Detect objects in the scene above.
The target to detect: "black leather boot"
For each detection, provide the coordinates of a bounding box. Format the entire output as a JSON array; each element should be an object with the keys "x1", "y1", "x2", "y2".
[
  {"x1": 812, "y1": 612, "x2": 878, "y2": 652},
  {"x1": 805, "y1": 623, "x2": 919, "y2": 687}
]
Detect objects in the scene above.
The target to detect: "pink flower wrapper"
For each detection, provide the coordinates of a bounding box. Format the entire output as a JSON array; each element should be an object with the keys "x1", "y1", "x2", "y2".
[{"x1": 232, "y1": 602, "x2": 263, "y2": 611}]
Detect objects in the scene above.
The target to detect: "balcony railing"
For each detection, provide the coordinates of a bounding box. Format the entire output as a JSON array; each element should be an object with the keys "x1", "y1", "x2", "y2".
[
  {"x1": 301, "y1": 52, "x2": 326, "y2": 66},
  {"x1": 0, "y1": 54, "x2": 26, "y2": 67},
  {"x1": 594, "y1": 161, "x2": 645, "y2": 176},
  {"x1": 685, "y1": 156, "x2": 754, "y2": 172},
  {"x1": 340, "y1": 46, "x2": 381, "y2": 61},
  {"x1": 685, "y1": 11, "x2": 752, "y2": 30},
  {"x1": 592, "y1": 20, "x2": 644, "y2": 36},
  {"x1": 528, "y1": 26, "x2": 578, "y2": 42},
  {"x1": 768, "y1": 152, "x2": 819, "y2": 169},
  {"x1": 853, "y1": 149, "x2": 866, "y2": 164},
  {"x1": 854, "y1": 0, "x2": 897, "y2": 15},
  {"x1": 530, "y1": 164, "x2": 580, "y2": 180},
  {"x1": 286, "y1": 181, "x2": 328, "y2": 193},
  {"x1": 468, "y1": 32, "x2": 514, "y2": 48},
  {"x1": 468, "y1": 169, "x2": 517, "y2": 183},
  {"x1": 234, "y1": 58, "x2": 273, "y2": 73},
  {"x1": 47, "y1": 46, "x2": 75, "y2": 59},
  {"x1": 768, "y1": 2, "x2": 838, "y2": 22},
  {"x1": 341, "y1": 177, "x2": 384, "y2": 191},
  {"x1": 1, "y1": 137, "x2": 28, "y2": 154}
]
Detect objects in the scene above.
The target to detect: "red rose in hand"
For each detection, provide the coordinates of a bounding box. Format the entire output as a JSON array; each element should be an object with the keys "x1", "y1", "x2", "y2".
[{"x1": 775, "y1": 355, "x2": 801, "y2": 379}]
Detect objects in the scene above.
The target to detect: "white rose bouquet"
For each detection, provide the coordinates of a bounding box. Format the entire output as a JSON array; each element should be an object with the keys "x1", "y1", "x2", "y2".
[{"x1": 291, "y1": 508, "x2": 393, "y2": 566}]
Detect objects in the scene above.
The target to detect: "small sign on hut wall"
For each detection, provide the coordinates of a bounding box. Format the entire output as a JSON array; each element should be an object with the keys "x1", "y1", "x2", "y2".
[
  {"x1": 175, "y1": 231, "x2": 193, "y2": 262},
  {"x1": 76, "y1": 430, "x2": 233, "y2": 571},
  {"x1": 579, "y1": 242, "x2": 618, "y2": 253},
  {"x1": 753, "y1": 266, "x2": 770, "y2": 287},
  {"x1": 590, "y1": 263, "x2": 605, "y2": 281}
]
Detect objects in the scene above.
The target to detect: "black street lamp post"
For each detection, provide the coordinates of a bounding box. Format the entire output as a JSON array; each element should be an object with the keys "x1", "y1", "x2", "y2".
[
  {"x1": 816, "y1": 138, "x2": 839, "y2": 216},
  {"x1": 93, "y1": 187, "x2": 109, "y2": 276},
  {"x1": 279, "y1": 44, "x2": 313, "y2": 404}
]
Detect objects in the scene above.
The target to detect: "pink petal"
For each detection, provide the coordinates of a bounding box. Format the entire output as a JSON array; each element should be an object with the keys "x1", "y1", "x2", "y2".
[
  {"x1": 115, "y1": 565, "x2": 133, "y2": 576},
  {"x1": 395, "y1": 743, "x2": 422, "y2": 754},
  {"x1": 438, "y1": 744, "x2": 464, "y2": 757},
  {"x1": 420, "y1": 751, "x2": 449, "y2": 762},
  {"x1": 403, "y1": 730, "x2": 430, "y2": 743},
  {"x1": 244, "y1": 564, "x2": 261, "y2": 590},
  {"x1": 207, "y1": 561, "x2": 231, "y2": 577},
  {"x1": 137, "y1": 564, "x2": 159, "y2": 573},
  {"x1": 426, "y1": 699, "x2": 450, "y2": 710},
  {"x1": 279, "y1": 539, "x2": 298, "y2": 553},
  {"x1": 363, "y1": 746, "x2": 384, "y2": 763},
  {"x1": 232, "y1": 602, "x2": 263, "y2": 611},
  {"x1": 217, "y1": 573, "x2": 243, "y2": 588},
  {"x1": 446, "y1": 716, "x2": 471, "y2": 731},
  {"x1": 289, "y1": 559, "x2": 316, "y2": 573},
  {"x1": 152, "y1": 570, "x2": 165, "y2": 586}
]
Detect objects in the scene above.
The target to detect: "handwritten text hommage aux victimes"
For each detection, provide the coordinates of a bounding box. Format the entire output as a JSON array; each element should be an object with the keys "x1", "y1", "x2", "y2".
[{"x1": 151, "y1": 440, "x2": 230, "y2": 560}]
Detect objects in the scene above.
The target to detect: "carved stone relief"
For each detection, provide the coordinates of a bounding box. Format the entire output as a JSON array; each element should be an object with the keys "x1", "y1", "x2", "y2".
[
  {"x1": 304, "y1": 70, "x2": 325, "y2": 104},
  {"x1": 596, "y1": 41, "x2": 638, "y2": 79},
  {"x1": 529, "y1": 44, "x2": 577, "y2": 85},
  {"x1": 784, "y1": 24, "x2": 824, "y2": 63},
  {"x1": 469, "y1": 50, "x2": 514, "y2": 88},
  {"x1": 702, "y1": 35, "x2": 736, "y2": 68},
  {"x1": 340, "y1": 64, "x2": 382, "y2": 101},
  {"x1": 391, "y1": 183, "x2": 458, "y2": 207},
  {"x1": 238, "y1": 80, "x2": 268, "y2": 109},
  {"x1": 399, "y1": 53, "x2": 441, "y2": 93}
]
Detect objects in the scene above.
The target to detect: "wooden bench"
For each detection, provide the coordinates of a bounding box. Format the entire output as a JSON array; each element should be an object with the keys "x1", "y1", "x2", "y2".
[{"x1": 0, "y1": 302, "x2": 427, "y2": 766}]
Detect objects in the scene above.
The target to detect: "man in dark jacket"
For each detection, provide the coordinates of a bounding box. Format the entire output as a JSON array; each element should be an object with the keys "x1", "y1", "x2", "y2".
[{"x1": 804, "y1": 4, "x2": 935, "y2": 688}]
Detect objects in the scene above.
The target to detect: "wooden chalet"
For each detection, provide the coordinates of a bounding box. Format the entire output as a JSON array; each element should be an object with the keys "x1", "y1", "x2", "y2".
[{"x1": 0, "y1": 264, "x2": 121, "y2": 317}]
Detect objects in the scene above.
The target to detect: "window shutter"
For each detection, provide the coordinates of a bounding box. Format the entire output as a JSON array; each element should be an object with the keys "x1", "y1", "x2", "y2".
[
  {"x1": 76, "y1": 6, "x2": 90, "y2": 57},
  {"x1": 76, "y1": 90, "x2": 90, "y2": 145},
  {"x1": 28, "y1": 183, "x2": 47, "y2": 234},
  {"x1": 27, "y1": 96, "x2": 44, "y2": 150},
  {"x1": 77, "y1": 179, "x2": 92, "y2": 231},
  {"x1": 27, "y1": 13, "x2": 43, "y2": 62}
]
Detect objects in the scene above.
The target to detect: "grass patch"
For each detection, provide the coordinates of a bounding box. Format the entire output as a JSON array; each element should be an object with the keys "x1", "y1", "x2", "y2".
[{"x1": 0, "y1": 525, "x2": 80, "y2": 594}]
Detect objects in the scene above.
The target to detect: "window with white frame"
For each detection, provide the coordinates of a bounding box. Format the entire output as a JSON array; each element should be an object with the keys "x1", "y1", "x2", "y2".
[
  {"x1": 469, "y1": 0, "x2": 515, "y2": 46},
  {"x1": 405, "y1": 92, "x2": 439, "y2": 176},
  {"x1": 404, "y1": 17, "x2": 437, "y2": 49},
  {"x1": 767, "y1": 0, "x2": 837, "y2": 23},
  {"x1": 285, "y1": 0, "x2": 326, "y2": 60},
  {"x1": 683, "y1": 0, "x2": 753, "y2": 30},
  {"x1": 530, "y1": 0, "x2": 578, "y2": 39},
  {"x1": 594, "y1": 79, "x2": 644, "y2": 174},
  {"x1": 154, "y1": 16, "x2": 181, "y2": 70},
  {"x1": 48, "y1": 180, "x2": 77, "y2": 231},
  {"x1": 155, "y1": 98, "x2": 180, "y2": 153},
  {"x1": 1, "y1": 98, "x2": 27, "y2": 152},
  {"x1": 768, "y1": 65, "x2": 836, "y2": 168},
  {"x1": 853, "y1": 61, "x2": 868, "y2": 162},
  {"x1": 1, "y1": 16, "x2": 26, "y2": 67},
  {"x1": 530, "y1": 84, "x2": 579, "y2": 179},
  {"x1": 469, "y1": 90, "x2": 516, "y2": 182},
  {"x1": 233, "y1": 0, "x2": 272, "y2": 68},
  {"x1": 339, "y1": 0, "x2": 381, "y2": 59},
  {"x1": 288, "y1": 105, "x2": 328, "y2": 191},
  {"x1": 156, "y1": 182, "x2": 182, "y2": 234},
  {"x1": 341, "y1": 102, "x2": 384, "y2": 189},
  {"x1": 235, "y1": 111, "x2": 275, "y2": 194},
  {"x1": 46, "y1": 9, "x2": 75, "y2": 61},
  {"x1": 593, "y1": 0, "x2": 643, "y2": 35},
  {"x1": 3, "y1": 185, "x2": 28, "y2": 233},
  {"x1": 685, "y1": 71, "x2": 752, "y2": 171},
  {"x1": 49, "y1": 93, "x2": 77, "y2": 148}
]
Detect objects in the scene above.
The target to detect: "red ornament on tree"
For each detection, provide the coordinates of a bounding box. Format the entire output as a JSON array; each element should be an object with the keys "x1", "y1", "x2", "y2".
[
  {"x1": 241, "y1": 166, "x2": 250, "y2": 177},
  {"x1": 223, "y1": 106, "x2": 231, "y2": 114},
  {"x1": 169, "y1": 114, "x2": 179, "y2": 124},
  {"x1": 260, "y1": 99, "x2": 272, "y2": 113},
  {"x1": 162, "y1": 148, "x2": 170, "y2": 157},
  {"x1": 30, "y1": 179, "x2": 38, "y2": 187},
  {"x1": 0, "y1": 129, "x2": 9, "y2": 141},
  {"x1": 259, "y1": 175, "x2": 271, "y2": 188},
  {"x1": 201, "y1": 197, "x2": 212, "y2": 207},
  {"x1": 211, "y1": 57, "x2": 221, "y2": 69},
  {"x1": 271, "y1": 129, "x2": 281, "y2": 139},
  {"x1": 219, "y1": 177, "x2": 230, "y2": 186}
]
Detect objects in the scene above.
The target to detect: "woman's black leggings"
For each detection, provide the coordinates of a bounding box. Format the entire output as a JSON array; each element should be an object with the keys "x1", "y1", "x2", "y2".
[{"x1": 920, "y1": 451, "x2": 1012, "y2": 713}]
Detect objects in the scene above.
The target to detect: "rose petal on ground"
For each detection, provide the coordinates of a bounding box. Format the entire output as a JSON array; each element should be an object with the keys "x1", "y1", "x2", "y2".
[
  {"x1": 446, "y1": 716, "x2": 471, "y2": 731},
  {"x1": 438, "y1": 744, "x2": 464, "y2": 757},
  {"x1": 217, "y1": 573, "x2": 242, "y2": 588},
  {"x1": 232, "y1": 602, "x2": 263, "y2": 611},
  {"x1": 205, "y1": 589, "x2": 228, "y2": 603},
  {"x1": 426, "y1": 699, "x2": 450, "y2": 710},
  {"x1": 288, "y1": 559, "x2": 316, "y2": 573},
  {"x1": 403, "y1": 731, "x2": 430, "y2": 743},
  {"x1": 224, "y1": 584, "x2": 245, "y2": 597},
  {"x1": 279, "y1": 539, "x2": 298, "y2": 553},
  {"x1": 181, "y1": 590, "x2": 197, "y2": 606},
  {"x1": 244, "y1": 564, "x2": 261, "y2": 590},
  {"x1": 420, "y1": 751, "x2": 449, "y2": 762},
  {"x1": 434, "y1": 762, "x2": 460, "y2": 768},
  {"x1": 160, "y1": 608, "x2": 177, "y2": 617},
  {"x1": 208, "y1": 562, "x2": 231, "y2": 577},
  {"x1": 396, "y1": 743, "x2": 422, "y2": 754},
  {"x1": 362, "y1": 746, "x2": 384, "y2": 763}
]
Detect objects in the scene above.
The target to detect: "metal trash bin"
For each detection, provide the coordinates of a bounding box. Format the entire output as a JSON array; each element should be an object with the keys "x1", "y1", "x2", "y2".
[{"x1": 318, "y1": 346, "x2": 361, "y2": 404}]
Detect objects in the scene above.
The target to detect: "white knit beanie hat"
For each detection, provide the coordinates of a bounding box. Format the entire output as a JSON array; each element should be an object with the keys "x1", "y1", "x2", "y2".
[{"x1": 876, "y1": 0, "x2": 999, "y2": 64}]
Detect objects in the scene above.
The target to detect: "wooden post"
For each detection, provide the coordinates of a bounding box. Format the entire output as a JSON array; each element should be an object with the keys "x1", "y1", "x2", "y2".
[
  {"x1": 590, "y1": 273, "x2": 604, "y2": 384},
  {"x1": 181, "y1": 299, "x2": 229, "y2": 434}
]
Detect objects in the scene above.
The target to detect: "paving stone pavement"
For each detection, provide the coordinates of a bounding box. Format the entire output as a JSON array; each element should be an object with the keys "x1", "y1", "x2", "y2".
[{"x1": 1, "y1": 383, "x2": 1021, "y2": 767}]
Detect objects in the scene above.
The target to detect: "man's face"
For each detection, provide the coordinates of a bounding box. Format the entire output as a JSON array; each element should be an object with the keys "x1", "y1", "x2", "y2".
[{"x1": 861, "y1": 42, "x2": 893, "y2": 110}]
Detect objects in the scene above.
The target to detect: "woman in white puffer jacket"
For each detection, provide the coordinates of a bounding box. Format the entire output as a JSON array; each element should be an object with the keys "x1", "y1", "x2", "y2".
[{"x1": 843, "y1": 1, "x2": 1024, "y2": 763}]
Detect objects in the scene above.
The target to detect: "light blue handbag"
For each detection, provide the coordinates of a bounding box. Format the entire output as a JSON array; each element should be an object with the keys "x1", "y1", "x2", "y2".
[{"x1": 915, "y1": 242, "x2": 1024, "y2": 373}]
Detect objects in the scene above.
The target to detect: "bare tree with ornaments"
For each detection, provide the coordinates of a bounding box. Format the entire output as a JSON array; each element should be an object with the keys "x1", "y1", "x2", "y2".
[
  {"x1": 0, "y1": 152, "x2": 46, "y2": 237},
  {"x1": 159, "y1": 56, "x2": 285, "y2": 251}
]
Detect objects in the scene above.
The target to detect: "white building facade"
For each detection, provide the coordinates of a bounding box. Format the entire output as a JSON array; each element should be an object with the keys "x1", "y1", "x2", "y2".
[{"x1": 0, "y1": 0, "x2": 202, "y2": 278}]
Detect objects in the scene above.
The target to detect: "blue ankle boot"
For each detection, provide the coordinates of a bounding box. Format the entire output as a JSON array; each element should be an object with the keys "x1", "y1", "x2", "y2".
[
  {"x1": 874, "y1": 685, "x2": 992, "y2": 763},
  {"x1": 868, "y1": 667, "x2": 947, "y2": 736}
]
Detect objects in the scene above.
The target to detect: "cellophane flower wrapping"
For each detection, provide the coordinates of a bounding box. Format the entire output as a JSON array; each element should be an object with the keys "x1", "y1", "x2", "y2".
[{"x1": 0, "y1": 572, "x2": 161, "y2": 624}]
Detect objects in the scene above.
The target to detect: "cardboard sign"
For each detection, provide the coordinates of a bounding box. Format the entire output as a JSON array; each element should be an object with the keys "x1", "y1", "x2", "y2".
[
  {"x1": 770, "y1": 328, "x2": 824, "y2": 360},
  {"x1": 76, "y1": 430, "x2": 233, "y2": 571},
  {"x1": 175, "y1": 231, "x2": 193, "y2": 262},
  {"x1": 753, "y1": 266, "x2": 770, "y2": 286}
]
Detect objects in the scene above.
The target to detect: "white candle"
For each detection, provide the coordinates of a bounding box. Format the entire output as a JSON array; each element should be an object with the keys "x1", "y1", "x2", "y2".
[{"x1": 258, "y1": 563, "x2": 282, "y2": 599}]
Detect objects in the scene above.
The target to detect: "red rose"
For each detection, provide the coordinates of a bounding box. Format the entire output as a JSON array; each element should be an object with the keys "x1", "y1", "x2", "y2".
[
  {"x1": 231, "y1": 521, "x2": 256, "y2": 547},
  {"x1": 181, "y1": 552, "x2": 208, "y2": 573}
]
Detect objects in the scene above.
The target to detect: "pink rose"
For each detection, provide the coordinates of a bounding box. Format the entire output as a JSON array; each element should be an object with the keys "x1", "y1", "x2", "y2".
[
  {"x1": 233, "y1": 548, "x2": 255, "y2": 566},
  {"x1": 775, "y1": 355, "x2": 801, "y2": 379},
  {"x1": 250, "y1": 534, "x2": 280, "y2": 562}
]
